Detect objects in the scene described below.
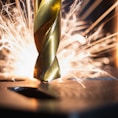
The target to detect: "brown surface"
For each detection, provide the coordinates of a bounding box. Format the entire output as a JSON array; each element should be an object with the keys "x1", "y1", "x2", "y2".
[{"x1": 0, "y1": 78, "x2": 118, "y2": 113}]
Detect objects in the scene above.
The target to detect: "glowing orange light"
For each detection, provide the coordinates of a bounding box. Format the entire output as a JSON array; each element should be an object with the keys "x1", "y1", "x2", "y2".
[{"x1": 0, "y1": 0, "x2": 118, "y2": 81}]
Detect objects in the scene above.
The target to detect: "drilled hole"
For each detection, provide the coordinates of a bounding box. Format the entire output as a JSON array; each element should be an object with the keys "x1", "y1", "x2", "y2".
[
  {"x1": 0, "y1": 80, "x2": 24, "y2": 82},
  {"x1": 8, "y1": 87, "x2": 56, "y2": 100}
]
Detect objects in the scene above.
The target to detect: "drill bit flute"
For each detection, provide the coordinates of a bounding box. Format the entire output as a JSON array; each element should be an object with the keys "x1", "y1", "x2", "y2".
[{"x1": 34, "y1": 0, "x2": 61, "y2": 82}]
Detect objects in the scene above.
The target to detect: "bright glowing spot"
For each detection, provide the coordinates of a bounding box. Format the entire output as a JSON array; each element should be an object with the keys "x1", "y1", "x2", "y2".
[
  {"x1": 0, "y1": 0, "x2": 117, "y2": 81},
  {"x1": 69, "y1": 34, "x2": 86, "y2": 44}
]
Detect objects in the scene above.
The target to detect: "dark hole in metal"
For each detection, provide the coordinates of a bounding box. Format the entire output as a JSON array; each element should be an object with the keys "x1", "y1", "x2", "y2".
[
  {"x1": 8, "y1": 87, "x2": 56, "y2": 100},
  {"x1": 0, "y1": 80, "x2": 24, "y2": 82}
]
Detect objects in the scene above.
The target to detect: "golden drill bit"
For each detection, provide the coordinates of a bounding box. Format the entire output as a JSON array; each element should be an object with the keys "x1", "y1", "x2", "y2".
[{"x1": 34, "y1": 0, "x2": 61, "y2": 82}]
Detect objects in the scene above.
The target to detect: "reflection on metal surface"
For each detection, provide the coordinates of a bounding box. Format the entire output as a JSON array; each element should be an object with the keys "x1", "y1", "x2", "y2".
[
  {"x1": 34, "y1": 0, "x2": 61, "y2": 82},
  {"x1": 0, "y1": 78, "x2": 118, "y2": 116},
  {"x1": 0, "y1": 79, "x2": 118, "y2": 113}
]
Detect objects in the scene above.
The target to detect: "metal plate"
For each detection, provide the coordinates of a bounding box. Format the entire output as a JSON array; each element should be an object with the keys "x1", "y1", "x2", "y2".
[{"x1": 1, "y1": 78, "x2": 118, "y2": 117}]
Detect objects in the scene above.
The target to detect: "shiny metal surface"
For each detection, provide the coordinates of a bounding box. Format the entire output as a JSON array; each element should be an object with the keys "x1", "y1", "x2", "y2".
[
  {"x1": 1, "y1": 78, "x2": 118, "y2": 115},
  {"x1": 34, "y1": 0, "x2": 61, "y2": 82}
]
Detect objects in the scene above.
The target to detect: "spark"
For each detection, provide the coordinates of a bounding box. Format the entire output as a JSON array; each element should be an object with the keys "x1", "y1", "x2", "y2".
[
  {"x1": 0, "y1": 0, "x2": 38, "y2": 80},
  {"x1": 0, "y1": 0, "x2": 118, "y2": 81}
]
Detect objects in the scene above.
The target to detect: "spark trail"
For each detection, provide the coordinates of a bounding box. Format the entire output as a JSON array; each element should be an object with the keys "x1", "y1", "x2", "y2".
[{"x1": 0, "y1": 0, "x2": 117, "y2": 81}]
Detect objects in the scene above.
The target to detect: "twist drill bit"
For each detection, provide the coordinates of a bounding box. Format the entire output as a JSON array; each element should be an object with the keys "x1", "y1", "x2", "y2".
[{"x1": 34, "y1": 0, "x2": 61, "y2": 82}]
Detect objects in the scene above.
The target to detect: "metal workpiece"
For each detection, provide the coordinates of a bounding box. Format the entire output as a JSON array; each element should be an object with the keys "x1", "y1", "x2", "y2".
[
  {"x1": 34, "y1": 0, "x2": 61, "y2": 82},
  {"x1": 1, "y1": 79, "x2": 118, "y2": 118}
]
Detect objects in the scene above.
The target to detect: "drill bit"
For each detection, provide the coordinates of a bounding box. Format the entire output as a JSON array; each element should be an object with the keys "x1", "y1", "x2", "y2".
[{"x1": 34, "y1": 0, "x2": 61, "y2": 82}]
